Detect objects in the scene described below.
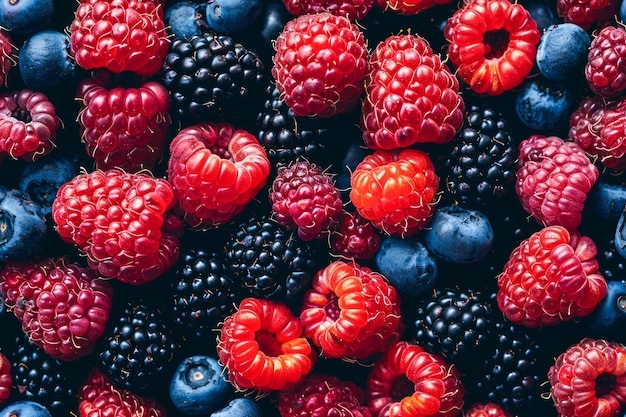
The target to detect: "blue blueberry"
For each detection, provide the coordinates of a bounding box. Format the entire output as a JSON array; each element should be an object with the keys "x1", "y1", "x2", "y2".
[
  {"x1": 201, "y1": 0, "x2": 263, "y2": 34},
  {"x1": 375, "y1": 235, "x2": 438, "y2": 296},
  {"x1": 621, "y1": 0, "x2": 626, "y2": 23},
  {"x1": 515, "y1": 78, "x2": 576, "y2": 131},
  {"x1": 0, "y1": 401, "x2": 52, "y2": 417},
  {"x1": 165, "y1": 1, "x2": 206, "y2": 40},
  {"x1": 589, "y1": 181, "x2": 626, "y2": 220},
  {"x1": 0, "y1": 0, "x2": 53, "y2": 35},
  {"x1": 257, "y1": 1, "x2": 291, "y2": 47},
  {"x1": 210, "y1": 398, "x2": 263, "y2": 417},
  {"x1": 536, "y1": 23, "x2": 590, "y2": 82},
  {"x1": 0, "y1": 188, "x2": 46, "y2": 262},
  {"x1": 19, "y1": 30, "x2": 76, "y2": 92},
  {"x1": 423, "y1": 205, "x2": 494, "y2": 264},
  {"x1": 169, "y1": 355, "x2": 230, "y2": 415},
  {"x1": 588, "y1": 280, "x2": 626, "y2": 335},
  {"x1": 525, "y1": 0, "x2": 559, "y2": 32}
]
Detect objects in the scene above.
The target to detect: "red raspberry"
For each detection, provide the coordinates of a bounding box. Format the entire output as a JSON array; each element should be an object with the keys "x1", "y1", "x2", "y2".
[
  {"x1": 349, "y1": 149, "x2": 439, "y2": 237},
  {"x1": 361, "y1": 34, "x2": 463, "y2": 150},
  {"x1": 330, "y1": 211, "x2": 381, "y2": 260},
  {"x1": 299, "y1": 260, "x2": 402, "y2": 360},
  {"x1": 0, "y1": 89, "x2": 59, "y2": 161},
  {"x1": 77, "y1": 71, "x2": 171, "y2": 173},
  {"x1": 278, "y1": 373, "x2": 372, "y2": 417},
  {"x1": 78, "y1": 368, "x2": 166, "y2": 417},
  {"x1": 497, "y1": 225, "x2": 608, "y2": 328},
  {"x1": 217, "y1": 297, "x2": 314, "y2": 392},
  {"x1": 282, "y1": 0, "x2": 374, "y2": 20},
  {"x1": 51, "y1": 169, "x2": 183, "y2": 285},
  {"x1": 380, "y1": 0, "x2": 455, "y2": 14},
  {"x1": 168, "y1": 121, "x2": 271, "y2": 228},
  {"x1": 444, "y1": 0, "x2": 540, "y2": 96},
  {"x1": 0, "y1": 258, "x2": 113, "y2": 361},
  {"x1": 516, "y1": 135, "x2": 599, "y2": 231},
  {"x1": 0, "y1": 30, "x2": 15, "y2": 88},
  {"x1": 269, "y1": 160, "x2": 343, "y2": 241},
  {"x1": 548, "y1": 338, "x2": 626, "y2": 417},
  {"x1": 466, "y1": 403, "x2": 511, "y2": 417},
  {"x1": 70, "y1": 0, "x2": 169, "y2": 76},
  {"x1": 365, "y1": 341, "x2": 465, "y2": 417},
  {"x1": 586, "y1": 26, "x2": 626, "y2": 97},
  {"x1": 0, "y1": 353, "x2": 10, "y2": 403},
  {"x1": 272, "y1": 12, "x2": 370, "y2": 118},
  {"x1": 557, "y1": 0, "x2": 618, "y2": 31}
]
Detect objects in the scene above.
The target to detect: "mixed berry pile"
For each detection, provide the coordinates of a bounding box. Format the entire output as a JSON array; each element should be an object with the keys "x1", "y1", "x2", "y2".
[{"x1": 1, "y1": 0, "x2": 626, "y2": 416}]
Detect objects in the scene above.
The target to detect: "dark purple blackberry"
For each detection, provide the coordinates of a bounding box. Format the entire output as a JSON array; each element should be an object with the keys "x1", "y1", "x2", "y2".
[
  {"x1": 442, "y1": 105, "x2": 518, "y2": 207},
  {"x1": 224, "y1": 214, "x2": 324, "y2": 303},
  {"x1": 161, "y1": 32, "x2": 266, "y2": 123},
  {"x1": 98, "y1": 300, "x2": 178, "y2": 395}
]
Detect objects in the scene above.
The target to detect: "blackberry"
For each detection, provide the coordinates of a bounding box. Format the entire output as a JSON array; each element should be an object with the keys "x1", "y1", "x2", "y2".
[
  {"x1": 98, "y1": 300, "x2": 178, "y2": 395},
  {"x1": 442, "y1": 105, "x2": 518, "y2": 207},
  {"x1": 224, "y1": 214, "x2": 324, "y2": 303},
  {"x1": 161, "y1": 32, "x2": 266, "y2": 124}
]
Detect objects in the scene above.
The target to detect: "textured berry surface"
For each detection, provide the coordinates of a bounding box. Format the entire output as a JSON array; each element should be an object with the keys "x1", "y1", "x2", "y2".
[
  {"x1": 282, "y1": 0, "x2": 374, "y2": 20},
  {"x1": 0, "y1": 353, "x2": 8, "y2": 404},
  {"x1": 330, "y1": 211, "x2": 381, "y2": 260},
  {"x1": 556, "y1": 0, "x2": 619, "y2": 30},
  {"x1": 586, "y1": 25, "x2": 626, "y2": 97}
]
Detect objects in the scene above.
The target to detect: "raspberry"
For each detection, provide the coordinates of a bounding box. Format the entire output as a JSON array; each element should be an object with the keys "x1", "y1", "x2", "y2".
[
  {"x1": 466, "y1": 403, "x2": 512, "y2": 417},
  {"x1": 217, "y1": 297, "x2": 314, "y2": 392},
  {"x1": 0, "y1": 89, "x2": 59, "y2": 161},
  {"x1": 271, "y1": 12, "x2": 370, "y2": 118},
  {"x1": 548, "y1": 338, "x2": 626, "y2": 417},
  {"x1": 299, "y1": 260, "x2": 402, "y2": 360},
  {"x1": 516, "y1": 135, "x2": 599, "y2": 231},
  {"x1": 586, "y1": 26, "x2": 626, "y2": 97},
  {"x1": 0, "y1": 258, "x2": 113, "y2": 361},
  {"x1": 444, "y1": 0, "x2": 540, "y2": 96},
  {"x1": 349, "y1": 149, "x2": 439, "y2": 237},
  {"x1": 557, "y1": 0, "x2": 618, "y2": 30},
  {"x1": 0, "y1": 30, "x2": 15, "y2": 88},
  {"x1": 497, "y1": 225, "x2": 608, "y2": 328},
  {"x1": 77, "y1": 70, "x2": 172, "y2": 173},
  {"x1": 361, "y1": 33, "x2": 464, "y2": 150},
  {"x1": 330, "y1": 211, "x2": 381, "y2": 260},
  {"x1": 278, "y1": 373, "x2": 371, "y2": 417},
  {"x1": 168, "y1": 121, "x2": 271, "y2": 228},
  {"x1": 282, "y1": 0, "x2": 374, "y2": 20},
  {"x1": 365, "y1": 341, "x2": 464, "y2": 417},
  {"x1": 51, "y1": 169, "x2": 183, "y2": 285},
  {"x1": 269, "y1": 160, "x2": 343, "y2": 241},
  {"x1": 381, "y1": 0, "x2": 455, "y2": 14},
  {"x1": 70, "y1": 0, "x2": 169, "y2": 76},
  {"x1": 0, "y1": 352, "x2": 10, "y2": 403}
]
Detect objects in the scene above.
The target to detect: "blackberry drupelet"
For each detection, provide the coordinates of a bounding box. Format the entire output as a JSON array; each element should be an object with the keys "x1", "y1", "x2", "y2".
[
  {"x1": 442, "y1": 105, "x2": 518, "y2": 207},
  {"x1": 98, "y1": 300, "x2": 178, "y2": 395},
  {"x1": 224, "y1": 214, "x2": 324, "y2": 303},
  {"x1": 161, "y1": 32, "x2": 266, "y2": 124}
]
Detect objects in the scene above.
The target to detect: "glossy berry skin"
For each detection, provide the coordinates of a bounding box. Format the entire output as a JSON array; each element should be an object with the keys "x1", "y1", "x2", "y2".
[
  {"x1": 0, "y1": 188, "x2": 46, "y2": 262},
  {"x1": 515, "y1": 79, "x2": 576, "y2": 131},
  {"x1": 557, "y1": 0, "x2": 619, "y2": 30},
  {"x1": 497, "y1": 225, "x2": 608, "y2": 328},
  {"x1": 0, "y1": 401, "x2": 52, "y2": 417},
  {"x1": 466, "y1": 403, "x2": 511, "y2": 417},
  {"x1": 350, "y1": 149, "x2": 439, "y2": 237},
  {"x1": 282, "y1": 0, "x2": 374, "y2": 20},
  {"x1": 211, "y1": 398, "x2": 263, "y2": 417},
  {"x1": 0, "y1": 0, "x2": 53, "y2": 35},
  {"x1": 588, "y1": 280, "x2": 626, "y2": 335},
  {"x1": 361, "y1": 34, "x2": 464, "y2": 150},
  {"x1": 201, "y1": 0, "x2": 263, "y2": 34},
  {"x1": 70, "y1": 0, "x2": 170, "y2": 76},
  {"x1": 382, "y1": 0, "x2": 455, "y2": 15},
  {"x1": 272, "y1": 12, "x2": 369, "y2": 118},
  {"x1": 217, "y1": 297, "x2": 314, "y2": 392},
  {"x1": 536, "y1": 23, "x2": 590, "y2": 82},
  {"x1": 365, "y1": 341, "x2": 464, "y2": 417},
  {"x1": 614, "y1": 209, "x2": 626, "y2": 259},
  {"x1": 331, "y1": 211, "x2": 381, "y2": 260},
  {"x1": 168, "y1": 121, "x2": 271, "y2": 228},
  {"x1": 0, "y1": 29, "x2": 14, "y2": 88},
  {"x1": 445, "y1": 0, "x2": 540, "y2": 96},
  {"x1": 169, "y1": 355, "x2": 230, "y2": 415},
  {"x1": 164, "y1": 1, "x2": 205, "y2": 39},
  {"x1": 548, "y1": 338, "x2": 626, "y2": 417},
  {"x1": 589, "y1": 181, "x2": 626, "y2": 220},
  {"x1": 586, "y1": 25, "x2": 626, "y2": 97},
  {"x1": 0, "y1": 353, "x2": 9, "y2": 403}
]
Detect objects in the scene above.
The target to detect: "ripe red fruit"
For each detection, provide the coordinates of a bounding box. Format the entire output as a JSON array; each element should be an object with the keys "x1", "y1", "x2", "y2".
[
  {"x1": 0, "y1": 258, "x2": 113, "y2": 361},
  {"x1": 282, "y1": 0, "x2": 374, "y2": 20},
  {"x1": 330, "y1": 211, "x2": 381, "y2": 260},
  {"x1": 380, "y1": 0, "x2": 455, "y2": 14},
  {"x1": 77, "y1": 71, "x2": 171, "y2": 173},
  {"x1": 349, "y1": 149, "x2": 439, "y2": 237},
  {"x1": 299, "y1": 260, "x2": 402, "y2": 360},
  {"x1": 0, "y1": 352, "x2": 10, "y2": 403},
  {"x1": 70, "y1": 0, "x2": 169, "y2": 76},
  {"x1": 516, "y1": 135, "x2": 599, "y2": 231},
  {"x1": 0, "y1": 30, "x2": 15, "y2": 88},
  {"x1": 168, "y1": 121, "x2": 271, "y2": 228},
  {"x1": 586, "y1": 26, "x2": 626, "y2": 97},
  {"x1": 361, "y1": 33, "x2": 464, "y2": 150},
  {"x1": 52, "y1": 169, "x2": 183, "y2": 285},
  {"x1": 272, "y1": 12, "x2": 370, "y2": 118},
  {"x1": 365, "y1": 341, "x2": 465, "y2": 417},
  {"x1": 557, "y1": 0, "x2": 618, "y2": 31},
  {"x1": 444, "y1": 0, "x2": 540, "y2": 96},
  {"x1": 466, "y1": 403, "x2": 512, "y2": 417},
  {"x1": 497, "y1": 225, "x2": 607, "y2": 328},
  {"x1": 548, "y1": 338, "x2": 626, "y2": 417}
]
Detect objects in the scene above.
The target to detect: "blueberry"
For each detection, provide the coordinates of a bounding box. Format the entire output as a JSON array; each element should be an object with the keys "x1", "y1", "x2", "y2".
[
  {"x1": 0, "y1": 188, "x2": 46, "y2": 262},
  {"x1": 169, "y1": 355, "x2": 230, "y2": 415},
  {"x1": 0, "y1": 401, "x2": 52, "y2": 417},
  {"x1": 588, "y1": 280, "x2": 626, "y2": 335},
  {"x1": 589, "y1": 181, "x2": 626, "y2": 220},
  {"x1": 536, "y1": 23, "x2": 590, "y2": 82},
  {"x1": 257, "y1": 0, "x2": 291, "y2": 47},
  {"x1": 423, "y1": 205, "x2": 494, "y2": 264},
  {"x1": 165, "y1": 1, "x2": 206, "y2": 40},
  {"x1": 19, "y1": 30, "x2": 76, "y2": 92},
  {"x1": 201, "y1": 0, "x2": 263, "y2": 34},
  {"x1": 0, "y1": 0, "x2": 53, "y2": 35},
  {"x1": 515, "y1": 78, "x2": 576, "y2": 131},
  {"x1": 525, "y1": 0, "x2": 559, "y2": 32},
  {"x1": 621, "y1": 0, "x2": 626, "y2": 23},
  {"x1": 210, "y1": 398, "x2": 263, "y2": 417},
  {"x1": 375, "y1": 235, "x2": 438, "y2": 296}
]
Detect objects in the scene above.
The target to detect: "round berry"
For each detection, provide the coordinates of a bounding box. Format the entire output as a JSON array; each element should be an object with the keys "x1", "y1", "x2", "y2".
[
  {"x1": 536, "y1": 23, "x2": 590, "y2": 82},
  {"x1": 515, "y1": 78, "x2": 577, "y2": 131}
]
